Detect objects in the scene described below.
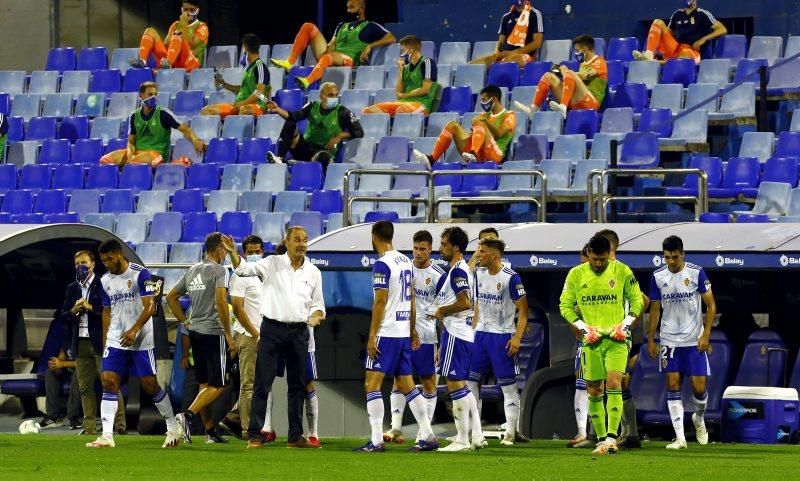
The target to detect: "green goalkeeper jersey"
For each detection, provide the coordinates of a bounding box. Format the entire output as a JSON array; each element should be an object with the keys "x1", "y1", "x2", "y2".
[{"x1": 559, "y1": 260, "x2": 643, "y2": 331}]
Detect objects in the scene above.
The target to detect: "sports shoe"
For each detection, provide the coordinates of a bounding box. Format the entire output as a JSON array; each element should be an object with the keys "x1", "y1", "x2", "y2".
[
  {"x1": 218, "y1": 418, "x2": 242, "y2": 439},
  {"x1": 294, "y1": 76, "x2": 310, "y2": 90},
  {"x1": 445, "y1": 435, "x2": 457, "y2": 442},
  {"x1": 412, "y1": 149, "x2": 432, "y2": 170},
  {"x1": 407, "y1": 438, "x2": 440, "y2": 452},
  {"x1": 128, "y1": 58, "x2": 147, "y2": 69},
  {"x1": 162, "y1": 430, "x2": 180, "y2": 448},
  {"x1": 692, "y1": 413, "x2": 709, "y2": 445},
  {"x1": 86, "y1": 435, "x2": 115, "y2": 448},
  {"x1": 514, "y1": 432, "x2": 530, "y2": 443},
  {"x1": 206, "y1": 431, "x2": 229, "y2": 443},
  {"x1": 592, "y1": 438, "x2": 618, "y2": 455},
  {"x1": 513, "y1": 101, "x2": 538, "y2": 120},
  {"x1": 438, "y1": 441, "x2": 471, "y2": 452},
  {"x1": 287, "y1": 436, "x2": 321, "y2": 449},
  {"x1": 383, "y1": 429, "x2": 405, "y2": 444},
  {"x1": 461, "y1": 152, "x2": 478, "y2": 165},
  {"x1": 548, "y1": 101, "x2": 568, "y2": 120},
  {"x1": 261, "y1": 430, "x2": 277, "y2": 443},
  {"x1": 308, "y1": 436, "x2": 321, "y2": 447},
  {"x1": 159, "y1": 58, "x2": 171, "y2": 69},
  {"x1": 573, "y1": 437, "x2": 596, "y2": 449},
  {"x1": 352, "y1": 441, "x2": 386, "y2": 452},
  {"x1": 619, "y1": 436, "x2": 642, "y2": 449},
  {"x1": 632, "y1": 50, "x2": 655, "y2": 61},
  {"x1": 471, "y1": 436, "x2": 488, "y2": 450},
  {"x1": 666, "y1": 439, "x2": 688, "y2": 450},
  {"x1": 175, "y1": 413, "x2": 191, "y2": 445},
  {"x1": 567, "y1": 434, "x2": 587, "y2": 448},
  {"x1": 247, "y1": 437, "x2": 263, "y2": 449},
  {"x1": 270, "y1": 58, "x2": 293, "y2": 72},
  {"x1": 266, "y1": 151, "x2": 284, "y2": 164},
  {"x1": 500, "y1": 434, "x2": 515, "y2": 446},
  {"x1": 39, "y1": 417, "x2": 64, "y2": 429}
]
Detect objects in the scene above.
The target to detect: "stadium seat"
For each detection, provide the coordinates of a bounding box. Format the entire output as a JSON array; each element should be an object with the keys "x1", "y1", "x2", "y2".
[
  {"x1": 432, "y1": 162, "x2": 462, "y2": 191},
  {"x1": 736, "y1": 213, "x2": 770, "y2": 223},
  {"x1": 605, "y1": 60, "x2": 625, "y2": 91},
  {"x1": 5, "y1": 116, "x2": 24, "y2": 142},
  {"x1": 564, "y1": 110, "x2": 599, "y2": 139},
  {"x1": 709, "y1": 157, "x2": 760, "y2": 198},
  {"x1": 589, "y1": 133, "x2": 620, "y2": 161},
  {"x1": 115, "y1": 213, "x2": 149, "y2": 244},
  {"x1": 156, "y1": 68, "x2": 187, "y2": 97},
  {"x1": 486, "y1": 62, "x2": 519, "y2": 90},
  {"x1": 253, "y1": 212, "x2": 287, "y2": 244},
  {"x1": 712, "y1": 83, "x2": 756, "y2": 121},
  {"x1": 137, "y1": 242, "x2": 168, "y2": 264},
  {"x1": 273, "y1": 190, "x2": 307, "y2": 213},
  {"x1": 0, "y1": 164, "x2": 17, "y2": 194},
  {"x1": 118, "y1": 164, "x2": 152, "y2": 194},
  {"x1": 736, "y1": 181, "x2": 792, "y2": 219},
  {"x1": 309, "y1": 190, "x2": 343, "y2": 220},
  {"x1": 374, "y1": 136, "x2": 410, "y2": 164},
  {"x1": 684, "y1": 83, "x2": 719, "y2": 113},
  {"x1": 189, "y1": 115, "x2": 221, "y2": 144},
  {"x1": 533, "y1": 160, "x2": 571, "y2": 194},
  {"x1": 122, "y1": 68, "x2": 154, "y2": 93},
  {"x1": 392, "y1": 113, "x2": 424, "y2": 137},
  {"x1": 738, "y1": 132, "x2": 774, "y2": 164},
  {"x1": 553, "y1": 159, "x2": 608, "y2": 197},
  {"x1": 11, "y1": 213, "x2": 45, "y2": 224},
  {"x1": 417, "y1": 185, "x2": 452, "y2": 221},
  {"x1": 341, "y1": 89, "x2": 373, "y2": 116},
  {"x1": 1, "y1": 190, "x2": 34, "y2": 214},
  {"x1": 619, "y1": 132, "x2": 659, "y2": 168},
  {"x1": 239, "y1": 137, "x2": 272, "y2": 164},
  {"x1": 660, "y1": 110, "x2": 709, "y2": 147},
  {"x1": 367, "y1": 43, "x2": 399, "y2": 66},
  {"x1": 452, "y1": 64, "x2": 486, "y2": 94},
  {"x1": 68, "y1": 189, "x2": 101, "y2": 221},
  {"x1": 551, "y1": 134, "x2": 586, "y2": 161},
  {"x1": 342, "y1": 137, "x2": 376, "y2": 166},
  {"x1": 519, "y1": 61, "x2": 552, "y2": 87},
  {"x1": 220, "y1": 163, "x2": 254, "y2": 191},
  {"x1": 697, "y1": 59, "x2": 731, "y2": 88},
  {"x1": 44, "y1": 212, "x2": 79, "y2": 223},
  {"x1": 775, "y1": 131, "x2": 800, "y2": 157},
  {"x1": 346, "y1": 189, "x2": 378, "y2": 223},
  {"x1": 438, "y1": 42, "x2": 470, "y2": 65},
  {"x1": 733, "y1": 58, "x2": 769, "y2": 85},
  {"x1": 90, "y1": 69, "x2": 122, "y2": 94},
  {"x1": 74, "y1": 92, "x2": 106, "y2": 117},
  {"x1": 206, "y1": 45, "x2": 239, "y2": 69},
  {"x1": 665, "y1": 156, "x2": 723, "y2": 196},
  {"x1": 170, "y1": 242, "x2": 203, "y2": 263},
  {"x1": 321, "y1": 66, "x2": 352, "y2": 92},
  {"x1": 221, "y1": 115, "x2": 255, "y2": 141},
  {"x1": 529, "y1": 111, "x2": 563, "y2": 143},
  {"x1": 358, "y1": 165, "x2": 394, "y2": 192},
  {"x1": 150, "y1": 165, "x2": 186, "y2": 195},
  {"x1": 378, "y1": 189, "x2": 413, "y2": 219},
  {"x1": 45, "y1": 47, "x2": 76, "y2": 73},
  {"x1": 254, "y1": 114, "x2": 284, "y2": 141},
  {"x1": 354, "y1": 66, "x2": 386, "y2": 90},
  {"x1": 58, "y1": 115, "x2": 89, "y2": 143},
  {"x1": 173, "y1": 90, "x2": 205, "y2": 116},
  {"x1": 360, "y1": 113, "x2": 390, "y2": 140},
  {"x1": 714, "y1": 34, "x2": 747, "y2": 61},
  {"x1": 219, "y1": 211, "x2": 252, "y2": 241},
  {"x1": 495, "y1": 160, "x2": 534, "y2": 195},
  {"x1": 19, "y1": 164, "x2": 51, "y2": 191},
  {"x1": 207, "y1": 190, "x2": 239, "y2": 220},
  {"x1": 187, "y1": 69, "x2": 216, "y2": 95},
  {"x1": 181, "y1": 212, "x2": 217, "y2": 242},
  {"x1": 172, "y1": 188, "x2": 204, "y2": 215},
  {"x1": 606, "y1": 37, "x2": 638, "y2": 62},
  {"x1": 110, "y1": 47, "x2": 142, "y2": 73},
  {"x1": 85, "y1": 164, "x2": 119, "y2": 191},
  {"x1": 204, "y1": 137, "x2": 239, "y2": 166},
  {"x1": 785, "y1": 36, "x2": 800, "y2": 59},
  {"x1": 766, "y1": 58, "x2": 800, "y2": 97},
  {"x1": 364, "y1": 211, "x2": 399, "y2": 223},
  {"x1": 372, "y1": 89, "x2": 396, "y2": 107},
  {"x1": 627, "y1": 60, "x2": 660, "y2": 90},
  {"x1": 599, "y1": 108, "x2": 633, "y2": 139},
  {"x1": 542, "y1": 39, "x2": 572, "y2": 63},
  {"x1": 288, "y1": 161, "x2": 323, "y2": 192},
  {"x1": 239, "y1": 191, "x2": 273, "y2": 217},
  {"x1": 101, "y1": 189, "x2": 134, "y2": 215},
  {"x1": 609, "y1": 83, "x2": 648, "y2": 113},
  {"x1": 392, "y1": 162, "x2": 427, "y2": 195},
  {"x1": 38, "y1": 139, "x2": 71, "y2": 165},
  {"x1": 470, "y1": 41, "x2": 496, "y2": 62},
  {"x1": 0, "y1": 70, "x2": 26, "y2": 97},
  {"x1": 754, "y1": 156, "x2": 800, "y2": 189},
  {"x1": 41, "y1": 93, "x2": 73, "y2": 118},
  {"x1": 289, "y1": 211, "x2": 322, "y2": 238},
  {"x1": 60, "y1": 71, "x2": 91, "y2": 97},
  {"x1": 747, "y1": 36, "x2": 783, "y2": 65},
  {"x1": 453, "y1": 162, "x2": 499, "y2": 196},
  {"x1": 6, "y1": 140, "x2": 38, "y2": 166},
  {"x1": 78, "y1": 47, "x2": 108, "y2": 71},
  {"x1": 0, "y1": 92, "x2": 8, "y2": 115},
  {"x1": 254, "y1": 163, "x2": 287, "y2": 192},
  {"x1": 147, "y1": 212, "x2": 183, "y2": 243},
  {"x1": 512, "y1": 134, "x2": 549, "y2": 162},
  {"x1": 699, "y1": 212, "x2": 730, "y2": 223},
  {"x1": 10, "y1": 94, "x2": 42, "y2": 121},
  {"x1": 786, "y1": 188, "x2": 800, "y2": 217},
  {"x1": 26, "y1": 116, "x2": 59, "y2": 143},
  {"x1": 733, "y1": 330, "x2": 787, "y2": 387},
  {"x1": 637, "y1": 108, "x2": 673, "y2": 138},
  {"x1": 438, "y1": 86, "x2": 473, "y2": 115},
  {"x1": 660, "y1": 58, "x2": 696, "y2": 87},
  {"x1": 277, "y1": 88, "x2": 307, "y2": 112},
  {"x1": 136, "y1": 190, "x2": 169, "y2": 220},
  {"x1": 629, "y1": 344, "x2": 667, "y2": 422},
  {"x1": 30, "y1": 71, "x2": 60, "y2": 95},
  {"x1": 286, "y1": 66, "x2": 319, "y2": 91}
]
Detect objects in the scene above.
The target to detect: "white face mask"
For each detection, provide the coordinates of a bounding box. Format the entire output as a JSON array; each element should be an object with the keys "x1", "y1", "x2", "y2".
[
  {"x1": 324, "y1": 96, "x2": 339, "y2": 108},
  {"x1": 246, "y1": 254, "x2": 262, "y2": 263}
]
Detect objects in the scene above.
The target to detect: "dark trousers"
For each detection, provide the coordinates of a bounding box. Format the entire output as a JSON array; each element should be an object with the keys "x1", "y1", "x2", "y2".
[
  {"x1": 248, "y1": 318, "x2": 309, "y2": 442},
  {"x1": 45, "y1": 369, "x2": 81, "y2": 422},
  {"x1": 277, "y1": 120, "x2": 331, "y2": 168}
]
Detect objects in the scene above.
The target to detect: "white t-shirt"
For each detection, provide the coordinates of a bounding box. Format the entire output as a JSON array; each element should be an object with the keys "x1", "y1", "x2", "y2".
[
  {"x1": 413, "y1": 262, "x2": 445, "y2": 344},
  {"x1": 475, "y1": 266, "x2": 526, "y2": 334},
  {"x1": 100, "y1": 263, "x2": 156, "y2": 351},
  {"x1": 650, "y1": 262, "x2": 711, "y2": 347},
  {"x1": 435, "y1": 259, "x2": 475, "y2": 342},
  {"x1": 372, "y1": 250, "x2": 414, "y2": 338},
  {"x1": 230, "y1": 273, "x2": 263, "y2": 337}
]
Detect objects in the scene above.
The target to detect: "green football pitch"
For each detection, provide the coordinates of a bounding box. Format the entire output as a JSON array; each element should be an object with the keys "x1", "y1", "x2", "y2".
[{"x1": 1, "y1": 435, "x2": 798, "y2": 480}]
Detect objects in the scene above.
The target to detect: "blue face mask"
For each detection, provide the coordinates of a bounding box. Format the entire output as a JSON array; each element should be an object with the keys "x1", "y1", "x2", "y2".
[
  {"x1": 76, "y1": 264, "x2": 90, "y2": 283},
  {"x1": 575, "y1": 50, "x2": 585, "y2": 63},
  {"x1": 400, "y1": 50, "x2": 411, "y2": 64},
  {"x1": 142, "y1": 96, "x2": 157, "y2": 109},
  {"x1": 246, "y1": 254, "x2": 262, "y2": 263},
  {"x1": 324, "y1": 97, "x2": 339, "y2": 109},
  {"x1": 239, "y1": 52, "x2": 248, "y2": 67},
  {"x1": 480, "y1": 99, "x2": 494, "y2": 113}
]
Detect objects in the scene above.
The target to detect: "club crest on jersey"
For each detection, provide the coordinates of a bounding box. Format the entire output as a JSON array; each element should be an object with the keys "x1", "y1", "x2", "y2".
[
  {"x1": 684, "y1": 278, "x2": 691, "y2": 287},
  {"x1": 662, "y1": 358, "x2": 668, "y2": 369},
  {"x1": 608, "y1": 279, "x2": 616, "y2": 289},
  {"x1": 425, "y1": 277, "x2": 431, "y2": 285},
  {"x1": 127, "y1": 279, "x2": 133, "y2": 289},
  {"x1": 497, "y1": 282, "x2": 502, "y2": 291}
]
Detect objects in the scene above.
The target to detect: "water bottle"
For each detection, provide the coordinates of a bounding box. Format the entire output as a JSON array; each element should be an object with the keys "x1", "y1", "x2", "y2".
[
  {"x1": 552, "y1": 432, "x2": 559, "y2": 441},
  {"x1": 254, "y1": 90, "x2": 270, "y2": 105}
]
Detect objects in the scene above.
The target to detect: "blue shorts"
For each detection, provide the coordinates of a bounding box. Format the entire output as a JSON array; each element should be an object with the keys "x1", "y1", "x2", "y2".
[
  {"x1": 276, "y1": 352, "x2": 318, "y2": 382},
  {"x1": 468, "y1": 332, "x2": 520, "y2": 386},
  {"x1": 365, "y1": 337, "x2": 412, "y2": 376},
  {"x1": 410, "y1": 343, "x2": 436, "y2": 377},
  {"x1": 659, "y1": 345, "x2": 710, "y2": 377},
  {"x1": 101, "y1": 346, "x2": 157, "y2": 378},
  {"x1": 437, "y1": 329, "x2": 472, "y2": 381}
]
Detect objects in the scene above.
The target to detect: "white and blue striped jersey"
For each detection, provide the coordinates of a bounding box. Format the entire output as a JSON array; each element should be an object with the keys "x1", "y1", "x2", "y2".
[
  {"x1": 649, "y1": 263, "x2": 711, "y2": 347},
  {"x1": 475, "y1": 266, "x2": 526, "y2": 334},
  {"x1": 435, "y1": 259, "x2": 475, "y2": 343},
  {"x1": 413, "y1": 262, "x2": 446, "y2": 344},
  {"x1": 373, "y1": 250, "x2": 414, "y2": 338},
  {"x1": 100, "y1": 263, "x2": 156, "y2": 351}
]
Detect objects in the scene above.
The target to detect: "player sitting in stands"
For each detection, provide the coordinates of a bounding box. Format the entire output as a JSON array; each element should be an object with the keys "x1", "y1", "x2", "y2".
[
  {"x1": 129, "y1": 1, "x2": 208, "y2": 71},
  {"x1": 470, "y1": 0, "x2": 544, "y2": 67},
  {"x1": 201, "y1": 34, "x2": 269, "y2": 118}
]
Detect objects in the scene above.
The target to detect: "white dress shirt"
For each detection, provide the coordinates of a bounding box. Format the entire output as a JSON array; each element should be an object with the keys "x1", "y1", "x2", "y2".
[
  {"x1": 230, "y1": 273, "x2": 264, "y2": 337},
  {"x1": 78, "y1": 274, "x2": 95, "y2": 338},
  {"x1": 233, "y1": 254, "x2": 326, "y2": 323}
]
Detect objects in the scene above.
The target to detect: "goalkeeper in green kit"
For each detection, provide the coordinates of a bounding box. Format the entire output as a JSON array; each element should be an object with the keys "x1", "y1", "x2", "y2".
[{"x1": 559, "y1": 234, "x2": 644, "y2": 455}]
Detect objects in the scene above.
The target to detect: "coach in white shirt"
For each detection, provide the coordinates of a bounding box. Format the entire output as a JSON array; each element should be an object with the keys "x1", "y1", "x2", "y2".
[{"x1": 222, "y1": 226, "x2": 325, "y2": 449}]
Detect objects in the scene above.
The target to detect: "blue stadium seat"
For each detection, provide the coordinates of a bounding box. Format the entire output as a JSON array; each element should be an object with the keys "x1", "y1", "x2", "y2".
[
  {"x1": 738, "y1": 132, "x2": 774, "y2": 163},
  {"x1": 78, "y1": 47, "x2": 108, "y2": 71},
  {"x1": 59, "y1": 115, "x2": 90, "y2": 143},
  {"x1": 60, "y1": 71, "x2": 91, "y2": 97},
  {"x1": 220, "y1": 164, "x2": 254, "y2": 191},
  {"x1": 341, "y1": 89, "x2": 373, "y2": 116},
  {"x1": 72, "y1": 138, "x2": 104, "y2": 165},
  {"x1": 364, "y1": 211, "x2": 399, "y2": 223},
  {"x1": 187, "y1": 69, "x2": 216, "y2": 95},
  {"x1": 41, "y1": 93, "x2": 73, "y2": 118},
  {"x1": 239, "y1": 191, "x2": 273, "y2": 217},
  {"x1": 137, "y1": 242, "x2": 168, "y2": 264},
  {"x1": 589, "y1": 133, "x2": 621, "y2": 161},
  {"x1": 7, "y1": 140, "x2": 39, "y2": 165},
  {"x1": 714, "y1": 35, "x2": 747, "y2": 62},
  {"x1": 627, "y1": 60, "x2": 660, "y2": 90},
  {"x1": 519, "y1": 61, "x2": 552, "y2": 87},
  {"x1": 275, "y1": 88, "x2": 305, "y2": 112},
  {"x1": 68, "y1": 189, "x2": 101, "y2": 221},
  {"x1": 438, "y1": 42, "x2": 470, "y2": 65},
  {"x1": 221, "y1": 115, "x2": 255, "y2": 141},
  {"x1": 361, "y1": 113, "x2": 391, "y2": 138},
  {"x1": 219, "y1": 211, "x2": 252, "y2": 242},
  {"x1": 373, "y1": 88, "x2": 397, "y2": 104},
  {"x1": 10, "y1": 94, "x2": 41, "y2": 121},
  {"x1": 0, "y1": 70, "x2": 26, "y2": 97},
  {"x1": 637, "y1": 108, "x2": 673, "y2": 138},
  {"x1": 660, "y1": 58, "x2": 696, "y2": 87},
  {"x1": 733, "y1": 58, "x2": 769, "y2": 84},
  {"x1": 44, "y1": 212, "x2": 79, "y2": 223},
  {"x1": 181, "y1": 212, "x2": 217, "y2": 242},
  {"x1": 273, "y1": 191, "x2": 307, "y2": 213},
  {"x1": 599, "y1": 107, "x2": 633, "y2": 139},
  {"x1": 553, "y1": 159, "x2": 608, "y2": 196},
  {"x1": 321, "y1": 67, "x2": 352, "y2": 92},
  {"x1": 90, "y1": 69, "x2": 122, "y2": 94},
  {"x1": 46, "y1": 47, "x2": 77, "y2": 73},
  {"x1": 86, "y1": 164, "x2": 118, "y2": 191},
  {"x1": 288, "y1": 162, "x2": 323, "y2": 192},
  {"x1": 147, "y1": 212, "x2": 183, "y2": 242},
  {"x1": 660, "y1": 110, "x2": 708, "y2": 147},
  {"x1": 1, "y1": 190, "x2": 34, "y2": 214},
  {"x1": 619, "y1": 132, "x2": 659, "y2": 168},
  {"x1": 747, "y1": 36, "x2": 783, "y2": 65},
  {"x1": 206, "y1": 45, "x2": 238, "y2": 69},
  {"x1": 438, "y1": 86, "x2": 473, "y2": 115},
  {"x1": 736, "y1": 213, "x2": 770, "y2": 223},
  {"x1": 204, "y1": 137, "x2": 238, "y2": 166},
  {"x1": 19, "y1": 164, "x2": 51, "y2": 191},
  {"x1": 374, "y1": 136, "x2": 410, "y2": 164},
  {"x1": 786, "y1": 188, "x2": 800, "y2": 217},
  {"x1": 392, "y1": 113, "x2": 424, "y2": 137},
  {"x1": 0, "y1": 92, "x2": 8, "y2": 115},
  {"x1": 253, "y1": 212, "x2": 287, "y2": 244},
  {"x1": 30, "y1": 71, "x2": 60, "y2": 95},
  {"x1": 425, "y1": 112, "x2": 459, "y2": 138},
  {"x1": 665, "y1": 156, "x2": 723, "y2": 196},
  {"x1": 254, "y1": 114, "x2": 284, "y2": 141},
  {"x1": 170, "y1": 137, "x2": 202, "y2": 165},
  {"x1": 38, "y1": 139, "x2": 71, "y2": 165},
  {"x1": 733, "y1": 330, "x2": 787, "y2": 386},
  {"x1": 512, "y1": 134, "x2": 549, "y2": 163},
  {"x1": 709, "y1": 157, "x2": 759, "y2": 198},
  {"x1": 542, "y1": 39, "x2": 572, "y2": 63},
  {"x1": 470, "y1": 41, "x2": 496, "y2": 62},
  {"x1": 189, "y1": 115, "x2": 220, "y2": 143},
  {"x1": 714, "y1": 83, "x2": 757, "y2": 121},
  {"x1": 170, "y1": 242, "x2": 203, "y2": 263},
  {"x1": 606, "y1": 37, "x2": 638, "y2": 62},
  {"x1": 102, "y1": 189, "x2": 134, "y2": 215},
  {"x1": 186, "y1": 163, "x2": 221, "y2": 193},
  {"x1": 697, "y1": 59, "x2": 731, "y2": 88},
  {"x1": 173, "y1": 90, "x2": 205, "y2": 116},
  {"x1": 322, "y1": 161, "x2": 356, "y2": 193},
  {"x1": 605, "y1": 60, "x2": 625, "y2": 91},
  {"x1": 289, "y1": 211, "x2": 322, "y2": 238},
  {"x1": 115, "y1": 213, "x2": 149, "y2": 244},
  {"x1": 453, "y1": 64, "x2": 486, "y2": 94},
  {"x1": 392, "y1": 163, "x2": 427, "y2": 195},
  {"x1": 530, "y1": 111, "x2": 563, "y2": 143},
  {"x1": 609, "y1": 83, "x2": 648, "y2": 113},
  {"x1": 533, "y1": 160, "x2": 571, "y2": 194},
  {"x1": 699, "y1": 212, "x2": 730, "y2": 223},
  {"x1": 207, "y1": 190, "x2": 239, "y2": 220},
  {"x1": 155, "y1": 68, "x2": 186, "y2": 97},
  {"x1": 766, "y1": 58, "x2": 800, "y2": 97},
  {"x1": 737, "y1": 181, "x2": 792, "y2": 218},
  {"x1": 775, "y1": 131, "x2": 800, "y2": 157},
  {"x1": 309, "y1": 190, "x2": 343, "y2": 220},
  {"x1": 354, "y1": 66, "x2": 386, "y2": 90},
  {"x1": 118, "y1": 164, "x2": 152, "y2": 194},
  {"x1": 551, "y1": 134, "x2": 586, "y2": 161},
  {"x1": 564, "y1": 110, "x2": 599, "y2": 139},
  {"x1": 495, "y1": 160, "x2": 534, "y2": 195},
  {"x1": 342, "y1": 137, "x2": 376, "y2": 166},
  {"x1": 254, "y1": 163, "x2": 287, "y2": 192},
  {"x1": 432, "y1": 162, "x2": 463, "y2": 191},
  {"x1": 86, "y1": 213, "x2": 117, "y2": 231},
  {"x1": 0, "y1": 164, "x2": 17, "y2": 193},
  {"x1": 6, "y1": 116, "x2": 24, "y2": 141},
  {"x1": 11, "y1": 213, "x2": 45, "y2": 224},
  {"x1": 25, "y1": 116, "x2": 57, "y2": 141},
  {"x1": 685, "y1": 83, "x2": 719, "y2": 113},
  {"x1": 135, "y1": 190, "x2": 168, "y2": 220},
  {"x1": 358, "y1": 165, "x2": 394, "y2": 192},
  {"x1": 286, "y1": 67, "x2": 319, "y2": 91},
  {"x1": 377, "y1": 189, "x2": 413, "y2": 219},
  {"x1": 122, "y1": 68, "x2": 154, "y2": 92},
  {"x1": 239, "y1": 137, "x2": 272, "y2": 164},
  {"x1": 74, "y1": 92, "x2": 106, "y2": 117},
  {"x1": 486, "y1": 62, "x2": 519, "y2": 90},
  {"x1": 453, "y1": 162, "x2": 498, "y2": 196},
  {"x1": 110, "y1": 47, "x2": 143, "y2": 73}
]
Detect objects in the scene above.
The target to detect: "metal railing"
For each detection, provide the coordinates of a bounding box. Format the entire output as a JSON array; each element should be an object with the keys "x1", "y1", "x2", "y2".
[
  {"x1": 342, "y1": 167, "x2": 547, "y2": 225},
  {"x1": 586, "y1": 168, "x2": 709, "y2": 223}
]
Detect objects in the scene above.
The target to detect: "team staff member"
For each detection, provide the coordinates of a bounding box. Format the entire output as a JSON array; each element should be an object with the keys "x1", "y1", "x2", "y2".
[
  {"x1": 363, "y1": 35, "x2": 438, "y2": 116},
  {"x1": 222, "y1": 227, "x2": 325, "y2": 449},
  {"x1": 265, "y1": 82, "x2": 364, "y2": 168},
  {"x1": 470, "y1": 0, "x2": 544, "y2": 67},
  {"x1": 169, "y1": 233, "x2": 237, "y2": 445},
  {"x1": 633, "y1": 0, "x2": 727, "y2": 64},
  {"x1": 270, "y1": 0, "x2": 396, "y2": 89},
  {"x1": 202, "y1": 34, "x2": 270, "y2": 118},
  {"x1": 60, "y1": 250, "x2": 125, "y2": 435},
  {"x1": 100, "y1": 81, "x2": 206, "y2": 168},
  {"x1": 129, "y1": 1, "x2": 208, "y2": 71}
]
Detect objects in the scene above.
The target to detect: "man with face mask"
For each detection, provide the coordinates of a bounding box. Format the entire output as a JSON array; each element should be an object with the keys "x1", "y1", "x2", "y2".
[
  {"x1": 264, "y1": 81, "x2": 363, "y2": 169},
  {"x1": 60, "y1": 250, "x2": 125, "y2": 435},
  {"x1": 129, "y1": 1, "x2": 208, "y2": 71},
  {"x1": 363, "y1": 35, "x2": 438, "y2": 117},
  {"x1": 100, "y1": 81, "x2": 205, "y2": 168},
  {"x1": 167, "y1": 233, "x2": 237, "y2": 445},
  {"x1": 202, "y1": 34, "x2": 270, "y2": 118},
  {"x1": 413, "y1": 85, "x2": 516, "y2": 168},
  {"x1": 559, "y1": 235, "x2": 644, "y2": 455},
  {"x1": 515, "y1": 34, "x2": 606, "y2": 120},
  {"x1": 470, "y1": 0, "x2": 544, "y2": 67},
  {"x1": 633, "y1": 1, "x2": 727, "y2": 64},
  {"x1": 270, "y1": 0, "x2": 396, "y2": 90}
]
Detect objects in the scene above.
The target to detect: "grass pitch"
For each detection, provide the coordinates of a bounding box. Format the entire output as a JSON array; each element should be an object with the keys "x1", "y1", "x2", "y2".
[{"x1": 0, "y1": 435, "x2": 798, "y2": 480}]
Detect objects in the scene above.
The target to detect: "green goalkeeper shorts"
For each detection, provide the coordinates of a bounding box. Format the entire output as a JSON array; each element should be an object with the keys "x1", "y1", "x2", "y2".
[{"x1": 580, "y1": 338, "x2": 630, "y2": 381}]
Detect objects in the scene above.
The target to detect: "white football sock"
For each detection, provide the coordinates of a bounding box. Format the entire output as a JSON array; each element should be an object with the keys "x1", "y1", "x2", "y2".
[
  {"x1": 694, "y1": 391, "x2": 708, "y2": 420},
  {"x1": 423, "y1": 390, "x2": 437, "y2": 423},
  {"x1": 389, "y1": 390, "x2": 406, "y2": 431},
  {"x1": 501, "y1": 384, "x2": 520, "y2": 438},
  {"x1": 466, "y1": 390, "x2": 483, "y2": 439},
  {"x1": 305, "y1": 390, "x2": 319, "y2": 437},
  {"x1": 152, "y1": 389, "x2": 177, "y2": 432},
  {"x1": 450, "y1": 387, "x2": 470, "y2": 444},
  {"x1": 406, "y1": 389, "x2": 434, "y2": 441},
  {"x1": 366, "y1": 391, "x2": 384, "y2": 446},
  {"x1": 575, "y1": 379, "x2": 589, "y2": 437},
  {"x1": 667, "y1": 391, "x2": 685, "y2": 442},
  {"x1": 101, "y1": 392, "x2": 118, "y2": 438}
]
